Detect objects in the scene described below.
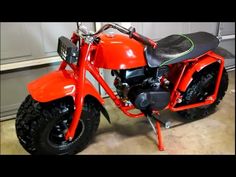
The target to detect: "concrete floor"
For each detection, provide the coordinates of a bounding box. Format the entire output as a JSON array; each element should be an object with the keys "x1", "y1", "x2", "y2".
[{"x1": 0, "y1": 71, "x2": 235, "y2": 155}]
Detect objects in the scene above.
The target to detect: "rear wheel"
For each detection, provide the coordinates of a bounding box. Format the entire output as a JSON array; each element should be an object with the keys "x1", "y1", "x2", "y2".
[
  {"x1": 16, "y1": 96, "x2": 100, "y2": 155},
  {"x1": 177, "y1": 63, "x2": 228, "y2": 120}
]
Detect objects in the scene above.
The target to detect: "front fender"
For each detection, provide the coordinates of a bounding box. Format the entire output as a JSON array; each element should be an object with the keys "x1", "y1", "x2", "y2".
[
  {"x1": 178, "y1": 55, "x2": 220, "y2": 92},
  {"x1": 28, "y1": 70, "x2": 104, "y2": 104}
]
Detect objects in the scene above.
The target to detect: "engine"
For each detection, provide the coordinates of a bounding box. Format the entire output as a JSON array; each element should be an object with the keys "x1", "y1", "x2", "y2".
[{"x1": 112, "y1": 66, "x2": 170, "y2": 111}]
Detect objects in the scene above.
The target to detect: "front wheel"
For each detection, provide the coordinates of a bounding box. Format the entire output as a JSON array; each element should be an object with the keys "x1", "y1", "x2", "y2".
[{"x1": 16, "y1": 96, "x2": 100, "y2": 155}]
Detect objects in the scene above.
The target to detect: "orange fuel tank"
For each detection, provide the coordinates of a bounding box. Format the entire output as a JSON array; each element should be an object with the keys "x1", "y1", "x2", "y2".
[{"x1": 94, "y1": 33, "x2": 147, "y2": 70}]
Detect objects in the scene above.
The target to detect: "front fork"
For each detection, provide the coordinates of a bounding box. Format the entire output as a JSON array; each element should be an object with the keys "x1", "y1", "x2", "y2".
[
  {"x1": 65, "y1": 82, "x2": 84, "y2": 141},
  {"x1": 59, "y1": 45, "x2": 88, "y2": 141}
]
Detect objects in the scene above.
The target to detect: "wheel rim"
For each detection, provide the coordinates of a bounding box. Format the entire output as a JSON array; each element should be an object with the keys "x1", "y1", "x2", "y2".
[
  {"x1": 187, "y1": 72, "x2": 216, "y2": 104},
  {"x1": 196, "y1": 73, "x2": 215, "y2": 102},
  {"x1": 48, "y1": 116, "x2": 85, "y2": 147}
]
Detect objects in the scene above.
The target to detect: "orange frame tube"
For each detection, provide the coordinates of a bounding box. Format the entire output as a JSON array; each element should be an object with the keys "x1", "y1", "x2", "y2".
[{"x1": 166, "y1": 52, "x2": 225, "y2": 112}]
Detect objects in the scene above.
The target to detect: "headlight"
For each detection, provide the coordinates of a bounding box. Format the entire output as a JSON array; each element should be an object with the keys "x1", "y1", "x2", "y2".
[{"x1": 57, "y1": 36, "x2": 79, "y2": 64}]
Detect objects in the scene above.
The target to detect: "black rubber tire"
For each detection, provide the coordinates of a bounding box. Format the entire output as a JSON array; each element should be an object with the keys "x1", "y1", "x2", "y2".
[
  {"x1": 177, "y1": 63, "x2": 228, "y2": 120},
  {"x1": 16, "y1": 96, "x2": 100, "y2": 155}
]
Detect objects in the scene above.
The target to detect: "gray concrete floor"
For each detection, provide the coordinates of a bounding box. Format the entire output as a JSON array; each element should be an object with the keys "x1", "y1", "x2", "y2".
[{"x1": 0, "y1": 71, "x2": 235, "y2": 155}]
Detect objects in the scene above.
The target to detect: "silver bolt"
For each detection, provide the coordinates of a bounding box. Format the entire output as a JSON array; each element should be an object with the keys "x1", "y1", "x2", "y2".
[
  {"x1": 177, "y1": 98, "x2": 182, "y2": 103},
  {"x1": 165, "y1": 121, "x2": 171, "y2": 129},
  {"x1": 164, "y1": 79, "x2": 170, "y2": 85},
  {"x1": 206, "y1": 96, "x2": 213, "y2": 101}
]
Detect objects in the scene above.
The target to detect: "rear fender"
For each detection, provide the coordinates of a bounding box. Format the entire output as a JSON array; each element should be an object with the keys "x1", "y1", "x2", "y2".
[{"x1": 178, "y1": 54, "x2": 221, "y2": 92}]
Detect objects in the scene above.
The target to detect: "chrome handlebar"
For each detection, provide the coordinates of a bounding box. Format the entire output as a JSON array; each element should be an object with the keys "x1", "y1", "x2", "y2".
[
  {"x1": 77, "y1": 23, "x2": 130, "y2": 37},
  {"x1": 76, "y1": 23, "x2": 156, "y2": 48}
]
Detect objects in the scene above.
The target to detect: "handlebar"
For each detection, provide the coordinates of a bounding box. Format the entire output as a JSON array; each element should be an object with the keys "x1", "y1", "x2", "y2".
[
  {"x1": 78, "y1": 23, "x2": 157, "y2": 48},
  {"x1": 93, "y1": 23, "x2": 130, "y2": 36},
  {"x1": 131, "y1": 32, "x2": 157, "y2": 48},
  {"x1": 95, "y1": 23, "x2": 156, "y2": 48}
]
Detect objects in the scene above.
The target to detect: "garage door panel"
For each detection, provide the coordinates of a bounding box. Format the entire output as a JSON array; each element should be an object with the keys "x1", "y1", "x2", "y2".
[
  {"x1": 41, "y1": 23, "x2": 77, "y2": 53},
  {"x1": 140, "y1": 22, "x2": 190, "y2": 40},
  {"x1": 1, "y1": 23, "x2": 32, "y2": 60},
  {"x1": 220, "y1": 22, "x2": 235, "y2": 36},
  {"x1": 189, "y1": 22, "x2": 218, "y2": 35},
  {"x1": 1, "y1": 65, "x2": 50, "y2": 118}
]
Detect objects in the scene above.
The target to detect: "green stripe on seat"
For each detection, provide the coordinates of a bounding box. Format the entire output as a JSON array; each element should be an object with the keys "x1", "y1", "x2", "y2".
[{"x1": 159, "y1": 34, "x2": 194, "y2": 66}]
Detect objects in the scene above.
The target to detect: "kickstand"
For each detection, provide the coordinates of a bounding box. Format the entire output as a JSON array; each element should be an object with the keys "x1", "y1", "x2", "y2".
[
  {"x1": 156, "y1": 121, "x2": 164, "y2": 151},
  {"x1": 146, "y1": 115, "x2": 165, "y2": 151}
]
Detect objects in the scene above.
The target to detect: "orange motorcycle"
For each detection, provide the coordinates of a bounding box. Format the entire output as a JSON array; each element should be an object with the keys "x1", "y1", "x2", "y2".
[{"x1": 16, "y1": 23, "x2": 228, "y2": 154}]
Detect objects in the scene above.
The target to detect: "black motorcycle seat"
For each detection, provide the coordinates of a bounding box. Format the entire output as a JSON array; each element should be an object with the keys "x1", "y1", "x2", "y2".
[{"x1": 144, "y1": 32, "x2": 219, "y2": 68}]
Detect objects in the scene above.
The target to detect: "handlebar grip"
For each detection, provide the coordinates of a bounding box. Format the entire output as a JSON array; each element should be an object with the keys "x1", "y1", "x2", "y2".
[{"x1": 132, "y1": 32, "x2": 157, "y2": 48}]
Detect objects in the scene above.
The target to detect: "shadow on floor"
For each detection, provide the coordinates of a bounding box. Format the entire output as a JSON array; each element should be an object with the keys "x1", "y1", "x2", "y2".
[{"x1": 92, "y1": 111, "x2": 195, "y2": 142}]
